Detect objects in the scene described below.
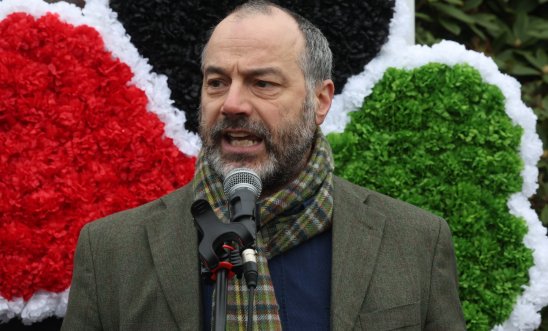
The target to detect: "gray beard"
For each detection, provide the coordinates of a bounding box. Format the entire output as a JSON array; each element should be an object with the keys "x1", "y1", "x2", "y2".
[{"x1": 199, "y1": 97, "x2": 317, "y2": 192}]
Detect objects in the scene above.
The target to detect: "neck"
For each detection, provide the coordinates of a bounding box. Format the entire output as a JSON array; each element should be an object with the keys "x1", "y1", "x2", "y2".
[{"x1": 260, "y1": 146, "x2": 313, "y2": 198}]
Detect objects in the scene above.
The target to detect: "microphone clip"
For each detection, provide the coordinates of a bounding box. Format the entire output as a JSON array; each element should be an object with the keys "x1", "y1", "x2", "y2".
[{"x1": 191, "y1": 199, "x2": 258, "y2": 282}]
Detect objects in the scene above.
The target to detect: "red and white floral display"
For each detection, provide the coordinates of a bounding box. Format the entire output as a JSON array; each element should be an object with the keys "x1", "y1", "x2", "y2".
[{"x1": 0, "y1": 0, "x2": 199, "y2": 323}]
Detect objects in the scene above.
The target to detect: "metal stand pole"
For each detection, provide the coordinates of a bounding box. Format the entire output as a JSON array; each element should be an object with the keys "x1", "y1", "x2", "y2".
[{"x1": 213, "y1": 269, "x2": 228, "y2": 331}]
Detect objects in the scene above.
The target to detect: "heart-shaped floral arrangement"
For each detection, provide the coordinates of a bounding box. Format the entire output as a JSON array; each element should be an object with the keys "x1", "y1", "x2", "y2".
[
  {"x1": 2, "y1": 0, "x2": 548, "y2": 330},
  {"x1": 0, "y1": 2, "x2": 197, "y2": 322}
]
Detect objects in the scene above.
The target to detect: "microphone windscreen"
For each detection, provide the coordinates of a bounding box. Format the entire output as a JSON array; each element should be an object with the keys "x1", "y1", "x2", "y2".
[{"x1": 223, "y1": 168, "x2": 262, "y2": 199}]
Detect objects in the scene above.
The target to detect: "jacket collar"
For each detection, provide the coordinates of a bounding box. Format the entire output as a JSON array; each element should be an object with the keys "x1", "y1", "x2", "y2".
[{"x1": 144, "y1": 177, "x2": 386, "y2": 330}]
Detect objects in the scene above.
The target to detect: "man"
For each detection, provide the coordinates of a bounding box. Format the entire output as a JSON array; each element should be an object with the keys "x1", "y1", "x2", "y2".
[{"x1": 62, "y1": 1, "x2": 466, "y2": 330}]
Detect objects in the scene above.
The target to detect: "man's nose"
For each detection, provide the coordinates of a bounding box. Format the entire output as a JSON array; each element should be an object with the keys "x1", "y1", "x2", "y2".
[{"x1": 221, "y1": 83, "x2": 252, "y2": 117}]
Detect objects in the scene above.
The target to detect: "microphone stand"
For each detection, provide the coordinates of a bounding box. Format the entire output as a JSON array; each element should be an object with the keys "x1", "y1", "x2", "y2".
[
  {"x1": 213, "y1": 269, "x2": 227, "y2": 331},
  {"x1": 191, "y1": 199, "x2": 256, "y2": 331},
  {"x1": 193, "y1": 167, "x2": 262, "y2": 331}
]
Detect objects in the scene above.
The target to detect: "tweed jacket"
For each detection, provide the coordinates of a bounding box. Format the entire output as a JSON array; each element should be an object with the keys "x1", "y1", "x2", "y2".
[{"x1": 62, "y1": 176, "x2": 466, "y2": 330}]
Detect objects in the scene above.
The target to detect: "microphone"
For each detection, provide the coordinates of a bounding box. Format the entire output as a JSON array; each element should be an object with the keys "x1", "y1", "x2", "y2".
[
  {"x1": 223, "y1": 168, "x2": 262, "y2": 225},
  {"x1": 223, "y1": 168, "x2": 261, "y2": 290},
  {"x1": 191, "y1": 168, "x2": 261, "y2": 331},
  {"x1": 192, "y1": 168, "x2": 262, "y2": 271}
]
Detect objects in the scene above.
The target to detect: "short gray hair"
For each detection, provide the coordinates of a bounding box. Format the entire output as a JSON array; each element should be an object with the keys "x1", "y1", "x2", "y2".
[{"x1": 201, "y1": 0, "x2": 333, "y2": 93}]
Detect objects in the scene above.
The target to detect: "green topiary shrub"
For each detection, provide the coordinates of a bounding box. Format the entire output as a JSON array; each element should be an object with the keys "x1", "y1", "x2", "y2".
[{"x1": 328, "y1": 63, "x2": 533, "y2": 330}]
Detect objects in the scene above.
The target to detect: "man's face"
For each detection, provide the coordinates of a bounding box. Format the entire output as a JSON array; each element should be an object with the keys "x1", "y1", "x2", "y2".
[{"x1": 199, "y1": 9, "x2": 317, "y2": 191}]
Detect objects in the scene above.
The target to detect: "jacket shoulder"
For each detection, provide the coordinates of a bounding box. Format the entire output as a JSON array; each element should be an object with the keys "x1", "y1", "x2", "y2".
[
  {"x1": 333, "y1": 175, "x2": 444, "y2": 230},
  {"x1": 334, "y1": 176, "x2": 440, "y2": 223},
  {"x1": 83, "y1": 182, "x2": 194, "y2": 233}
]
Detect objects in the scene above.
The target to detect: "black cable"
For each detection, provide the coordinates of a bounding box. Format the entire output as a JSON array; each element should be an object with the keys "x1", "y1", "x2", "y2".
[
  {"x1": 247, "y1": 286, "x2": 255, "y2": 331},
  {"x1": 214, "y1": 269, "x2": 227, "y2": 331}
]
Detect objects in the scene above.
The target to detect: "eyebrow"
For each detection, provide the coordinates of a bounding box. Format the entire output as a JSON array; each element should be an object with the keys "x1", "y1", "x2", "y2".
[
  {"x1": 203, "y1": 66, "x2": 226, "y2": 77},
  {"x1": 203, "y1": 65, "x2": 285, "y2": 79}
]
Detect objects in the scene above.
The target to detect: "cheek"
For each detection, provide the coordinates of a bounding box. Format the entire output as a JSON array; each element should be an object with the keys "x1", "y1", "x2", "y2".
[
  {"x1": 263, "y1": 103, "x2": 300, "y2": 132},
  {"x1": 254, "y1": 102, "x2": 285, "y2": 130},
  {"x1": 199, "y1": 102, "x2": 220, "y2": 127}
]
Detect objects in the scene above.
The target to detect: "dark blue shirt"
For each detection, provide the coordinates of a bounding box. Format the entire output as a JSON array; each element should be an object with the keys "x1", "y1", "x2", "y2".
[{"x1": 202, "y1": 230, "x2": 332, "y2": 330}]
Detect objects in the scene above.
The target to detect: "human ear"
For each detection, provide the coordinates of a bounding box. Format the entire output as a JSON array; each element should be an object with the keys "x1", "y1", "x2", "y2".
[{"x1": 314, "y1": 79, "x2": 334, "y2": 125}]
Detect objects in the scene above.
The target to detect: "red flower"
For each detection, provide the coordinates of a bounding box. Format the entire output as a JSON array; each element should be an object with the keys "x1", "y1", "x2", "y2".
[{"x1": 0, "y1": 12, "x2": 196, "y2": 300}]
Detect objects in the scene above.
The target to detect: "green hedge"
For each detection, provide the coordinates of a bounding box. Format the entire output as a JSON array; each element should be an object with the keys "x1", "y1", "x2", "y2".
[
  {"x1": 416, "y1": 0, "x2": 548, "y2": 230},
  {"x1": 328, "y1": 63, "x2": 533, "y2": 330}
]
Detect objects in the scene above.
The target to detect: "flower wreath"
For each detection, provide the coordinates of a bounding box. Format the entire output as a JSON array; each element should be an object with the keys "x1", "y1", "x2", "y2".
[
  {"x1": 323, "y1": 1, "x2": 548, "y2": 329},
  {"x1": 0, "y1": 0, "x2": 547, "y2": 330},
  {"x1": 0, "y1": 0, "x2": 199, "y2": 323}
]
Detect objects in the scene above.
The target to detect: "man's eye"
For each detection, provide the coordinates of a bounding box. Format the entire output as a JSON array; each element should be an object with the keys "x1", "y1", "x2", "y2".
[
  {"x1": 255, "y1": 80, "x2": 273, "y2": 88},
  {"x1": 207, "y1": 79, "x2": 225, "y2": 88}
]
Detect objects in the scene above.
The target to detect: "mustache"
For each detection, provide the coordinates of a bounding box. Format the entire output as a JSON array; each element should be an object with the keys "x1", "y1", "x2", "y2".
[{"x1": 209, "y1": 117, "x2": 271, "y2": 142}]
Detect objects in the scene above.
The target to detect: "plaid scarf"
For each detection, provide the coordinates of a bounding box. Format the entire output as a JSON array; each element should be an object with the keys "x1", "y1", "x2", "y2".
[{"x1": 193, "y1": 131, "x2": 334, "y2": 330}]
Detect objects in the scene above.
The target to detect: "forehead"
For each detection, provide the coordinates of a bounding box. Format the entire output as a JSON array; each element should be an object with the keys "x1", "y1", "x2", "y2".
[{"x1": 203, "y1": 9, "x2": 304, "y2": 70}]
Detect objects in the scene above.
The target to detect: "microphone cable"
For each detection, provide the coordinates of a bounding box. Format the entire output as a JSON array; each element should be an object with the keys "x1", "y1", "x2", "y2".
[
  {"x1": 242, "y1": 248, "x2": 258, "y2": 331},
  {"x1": 247, "y1": 287, "x2": 255, "y2": 331},
  {"x1": 222, "y1": 168, "x2": 262, "y2": 331}
]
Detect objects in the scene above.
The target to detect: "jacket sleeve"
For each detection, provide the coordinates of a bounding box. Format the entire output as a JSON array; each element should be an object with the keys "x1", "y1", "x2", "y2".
[
  {"x1": 61, "y1": 224, "x2": 103, "y2": 331},
  {"x1": 425, "y1": 218, "x2": 467, "y2": 330}
]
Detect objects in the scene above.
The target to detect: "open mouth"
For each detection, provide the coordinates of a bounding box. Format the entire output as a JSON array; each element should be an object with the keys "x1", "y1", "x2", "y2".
[{"x1": 224, "y1": 131, "x2": 262, "y2": 147}]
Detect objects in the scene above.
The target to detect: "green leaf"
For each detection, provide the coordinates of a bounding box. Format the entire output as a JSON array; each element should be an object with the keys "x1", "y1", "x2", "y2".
[
  {"x1": 416, "y1": 12, "x2": 434, "y2": 22},
  {"x1": 495, "y1": 49, "x2": 516, "y2": 62},
  {"x1": 431, "y1": 2, "x2": 476, "y2": 24},
  {"x1": 439, "y1": 17, "x2": 462, "y2": 35},
  {"x1": 444, "y1": 0, "x2": 464, "y2": 5},
  {"x1": 516, "y1": 50, "x2": 547, "y2": 71},
  {"x1": 527, "y1": 17, "x2": 548, "y2": 39},
  {"x1": 472, "y1": 13, "x2": 503, "y2": 34},
  {"x1": 469, "y1": 24, "x2": 487, "y2": 40},
  {"x1": 511, "y1": 0, "x2": 538, "y2": 13},
  {"x1": 508, "y1": 63, "x2": 541, "y2": 76},
  {"x1": 462, "y1": 0, "x2": 483, "y2": 11},
  {"x1": 528, "y1": 31, "x2": 548, "y2": 39},
  {"x1": 540, "y1": 205, "x2": 548, "y2": 226},
  {"x1": 490, "y1": 25, "x2": 514, "y2": 49},
  {"x1": 537, "y1": 49, "x2": 548, "y2": 64},
  {"x1": 493, "y1": 49, "x2": 525, "y2": 72},
  {"x1": 512, "y1": 12, "x2": 532, "y2": 45},
  {"x1": 415, "y1": 25, "x2": 440, "y2": 46}
]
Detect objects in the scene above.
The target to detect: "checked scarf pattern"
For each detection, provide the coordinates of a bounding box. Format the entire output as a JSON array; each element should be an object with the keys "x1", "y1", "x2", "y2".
[{"x1": 193, "y1": 131, "x2": 334, "y2": 330}]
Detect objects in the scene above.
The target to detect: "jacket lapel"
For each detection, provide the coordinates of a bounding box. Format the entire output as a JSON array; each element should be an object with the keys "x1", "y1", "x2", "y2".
[
  {"x1": 142, "y1": 178, "x2": 386, "y2": 330},
  {"x1": 331, "y1": 177, "x2": 386, "y2": 330},
  {"x1": 145, "y1": 185, "x2": 202, "y2": 330}
]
